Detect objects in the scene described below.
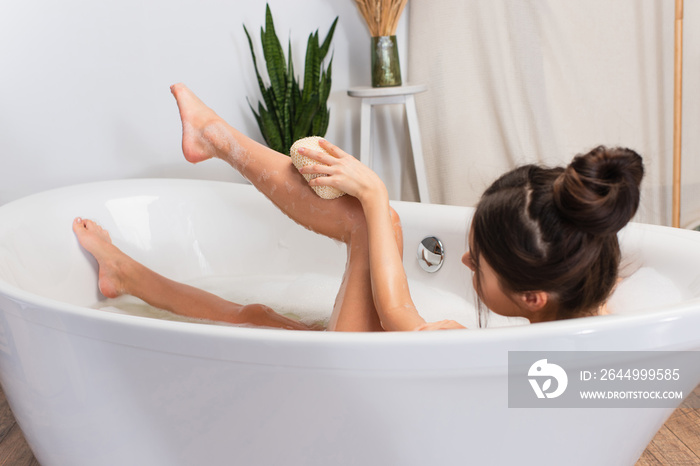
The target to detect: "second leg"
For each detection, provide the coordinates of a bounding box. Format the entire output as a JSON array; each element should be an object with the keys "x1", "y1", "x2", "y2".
[{"x1": 73, "y1": 218, "x2": 313, "y2": 330}]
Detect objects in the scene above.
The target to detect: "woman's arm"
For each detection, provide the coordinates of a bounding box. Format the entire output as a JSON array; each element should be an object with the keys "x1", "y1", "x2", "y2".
[{"x1": 298, "y1": 140, "x2": 464, "y2": 331}]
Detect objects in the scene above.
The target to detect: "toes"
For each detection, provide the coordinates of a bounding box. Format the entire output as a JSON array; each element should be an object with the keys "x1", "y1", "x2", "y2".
[
  {"x1": 73, "y1": 218, "x2": 110, "y2": 241},
  {"x1": 81, "y1": 218, "x2": 99, "y2": 232}
]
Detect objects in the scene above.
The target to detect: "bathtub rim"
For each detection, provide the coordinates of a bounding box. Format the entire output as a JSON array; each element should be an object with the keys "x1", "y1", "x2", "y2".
[{"x1": 0, "y1": 178, "x2": 699, "y2": 369}]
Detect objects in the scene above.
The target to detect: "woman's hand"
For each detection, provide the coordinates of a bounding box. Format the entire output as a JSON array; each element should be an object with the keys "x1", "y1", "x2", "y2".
[
  {"x1": 297, "y1": 139, "x2": 385, "y2": 204},
  {"x1": 414, "y1": 320, "x2": 467, "y2": 331}
]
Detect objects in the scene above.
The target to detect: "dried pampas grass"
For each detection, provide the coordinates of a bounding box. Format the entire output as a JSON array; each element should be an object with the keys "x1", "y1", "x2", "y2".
[{"x1": 354, "y1": 0, "x2": 408, "y2": 37}]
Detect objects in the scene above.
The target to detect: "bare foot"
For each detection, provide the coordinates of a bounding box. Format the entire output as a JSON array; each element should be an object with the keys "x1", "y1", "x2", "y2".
[
  {"x1": 73, "y1": 218, "x2": 128, "y2": 299},
  {"x1": 170, "y1": 83, "x2": 234, "y2": 164}
]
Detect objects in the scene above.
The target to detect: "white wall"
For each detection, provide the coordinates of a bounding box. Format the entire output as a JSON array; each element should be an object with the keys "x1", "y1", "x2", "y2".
[{"x1": 0, "y1": 0, "x2": 411, "y2": 204}]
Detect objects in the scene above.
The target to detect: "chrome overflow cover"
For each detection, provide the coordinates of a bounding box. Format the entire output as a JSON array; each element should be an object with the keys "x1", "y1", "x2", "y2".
[{"x1": 417, "y1": 236, "x2": 445, "y2": 273}]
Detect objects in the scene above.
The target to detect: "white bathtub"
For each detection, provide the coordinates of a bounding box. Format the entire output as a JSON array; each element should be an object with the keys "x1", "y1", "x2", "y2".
[{"x1": 0, "y1": 179, "x2": 698, "y2": 466}]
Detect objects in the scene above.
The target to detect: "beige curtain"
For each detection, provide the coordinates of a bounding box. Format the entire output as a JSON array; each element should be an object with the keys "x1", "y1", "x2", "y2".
[{"x1": 408, "y1": 0, "x2": 699, "y2": 226}]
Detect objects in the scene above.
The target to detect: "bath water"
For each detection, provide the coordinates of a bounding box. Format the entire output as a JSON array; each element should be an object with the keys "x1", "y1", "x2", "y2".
[
  {"x1": 92, "y1": 266, "x2": 683, "y2": 329},
  {"x1": 93, "y1": 272, "x2": 523, "y2": 329}
]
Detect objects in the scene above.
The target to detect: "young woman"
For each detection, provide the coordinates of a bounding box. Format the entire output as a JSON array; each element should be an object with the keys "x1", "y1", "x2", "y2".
[{"x1": 73, "y1": 83, "x2": 644, "y2": 331}]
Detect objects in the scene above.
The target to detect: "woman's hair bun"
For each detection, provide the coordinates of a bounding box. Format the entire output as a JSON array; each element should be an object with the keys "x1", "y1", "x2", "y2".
[{"x1": 553, "y1": 146, "x2": 644, "y2": 235}]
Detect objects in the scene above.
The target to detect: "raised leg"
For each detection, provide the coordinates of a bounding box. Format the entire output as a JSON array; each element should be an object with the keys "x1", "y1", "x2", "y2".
[
  {"x1": 171, "y1": 83, "x2": 365, "y2": 243},
  {"x1": 170, "y1": 83, "x2": 404, "y2": 331},
  {"x1": 73, "y1": 218, "x2": 312, "y2": 330}
]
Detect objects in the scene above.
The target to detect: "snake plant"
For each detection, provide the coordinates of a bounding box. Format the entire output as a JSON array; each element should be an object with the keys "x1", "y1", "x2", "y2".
[{"x1": 244, "y1": 5, "x2": 338, "y2": 155}]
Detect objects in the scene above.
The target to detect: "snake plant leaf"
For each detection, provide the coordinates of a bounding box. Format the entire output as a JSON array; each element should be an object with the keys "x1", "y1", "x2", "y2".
[
  {"x1": 312, "y1": 103, "x2": 330, "y2": 137},
  {"x1": 280, "y1": 40, "x2": 294, "y2": 151},
  {"x1": 312, "y1": 57, "x2": 333, "y2": 136},
  {"x1": 258, "y1": 102, "x2": 284, "y2": 153},
  {"x1": 318, "y1": 56, "x2": 333, "y2": 105},
  {"x1": 291, "y1": 73, "x2": 301, "y2": 112},
  {"x1": 248, "y1": 100, "x2": 263, "y2": 130},
  {"x1": 311, "y1": 107, "x2": 330, "y2": 137},
  {"x1": 288, "y1": 40, "x2": 301, "y2": 116},
  {"x1": 319, "y1": 17, "x2": 338, "y2": 61},
  {"x1": 244, "y1": 25, "x2": 276, "y2": 118},
  {"x1": 293, "y1": 94, "x2": 320, "y2": 142},
  {"x1": 301, "y1": 32, "x2": 320, "y2": 107},
  {"x1": 261, "y1": 5, "x2": 287, "y2": 123}
]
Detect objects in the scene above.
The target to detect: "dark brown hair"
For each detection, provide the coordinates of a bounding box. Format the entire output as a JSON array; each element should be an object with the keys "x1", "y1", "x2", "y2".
[{"x1": 470, "y1": 146, "x2": 644, "y2": 321}]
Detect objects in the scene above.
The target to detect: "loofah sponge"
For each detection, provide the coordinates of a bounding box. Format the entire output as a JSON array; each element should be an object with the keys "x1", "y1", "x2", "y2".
[{"x1": 290, "y1": 136, "x2": 346, "y2": 200}]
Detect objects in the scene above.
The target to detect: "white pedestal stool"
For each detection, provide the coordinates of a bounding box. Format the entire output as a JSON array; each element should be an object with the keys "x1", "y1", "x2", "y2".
[{"x1": 347, "y1": 84, "x2": 430, "y2": 203}]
